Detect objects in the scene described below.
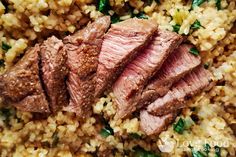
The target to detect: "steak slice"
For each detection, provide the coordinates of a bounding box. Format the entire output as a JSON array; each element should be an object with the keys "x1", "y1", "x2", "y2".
[
  {"x1": 147, "y1": 66, "x2": 212, "y2": 116},
  {"x1": 0, "y1": 45, "x2": 50, "y2": 113},
  {"x1": 113, "y1": 30, "x2": 183, "y2": 119},
  {"x1": 40, "y1": 36, "x2": 68, "y2": 113},
  {"x1": 95, "y1": 18, "x2": 158, "y2": 97},
  {"x1": 63, "y1": 16, "x2": 111, "y2": 118},
  {"x1": 138, "y1": 44, "x2": 201, "y2": 109},
  {"x1": 140, "y1": 110, "x2": 177, "y2": 135}
]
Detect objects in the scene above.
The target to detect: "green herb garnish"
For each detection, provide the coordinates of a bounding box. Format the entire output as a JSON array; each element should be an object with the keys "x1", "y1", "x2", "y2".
[
  {"x1": 52, "y1": 131, "x2": 59, "y2": 147},
  {"x1": 192, "y1": 149, "x2": 207, "y2": 157},
  {"x1": 203, "y1": 143, "x2": 211, "y2": 155},
  {"x1": 189, "y1": 47, "x2": 200, "y2": 56},
  {"x1": 100, "y1": 127, "x2": 113, "y2": 138},
  {"x1": 214, "y1": 146, "x2": 221, "y2": 157},
  {"x1": 111, "y1": 14, "x2": 120, "y2": 24},
  {"x1": 129, "y1": 133, "x2": 142, "y2": 139},
  {"x1": 191, "y1": 20, "x2": 202, "y2": 30},
  {"x1": 172, "y1": 24, "x2": 181, "y2": 33},
  {"x1": 215, "y1": 0, "x2": 221, "y2": 10},
  {"x1": 0, "y1": 108, "x2": 12, "y2": 127},
  {"x1": 192, "y1": 0, "x2": 207, "y2": 9},
  {"x1": 204, "y1": 62, "x2": 210, "y2": 69},
  {"x1": 173, "y1": 118, "x2": 186, "y2": 134},
  {"x1": 2, "y1": 42, "x2": 11, "y2": 51},
  {"x1": 0, "y1": 59, "x2": 5, "y2": 67},
  {"x1": 135, "y1": 12, "x2": 148, "y2": 19},
  {"x1": 98, "y1": 0, "x2": 110, "y2": 14},
  {"x1": 133, "y1": 146, "x2": 160, "y2": 157},
  {"x1": 100, "y1": 117, "x2": 114, "y2": 138}
]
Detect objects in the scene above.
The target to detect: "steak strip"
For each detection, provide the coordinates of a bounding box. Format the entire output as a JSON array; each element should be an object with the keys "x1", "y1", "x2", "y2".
[
  {"x1": 113, "y1": 30, "x2": 183, "y2": 119},
  {"x1": 0, "y1": 45, "x2": 50, "y2": 113},
  {"x1": 147, "y1": 66, "x2": 213, "y2": 116},
  {"x1": 138, "y1": 44, "x2": 201, "y2": 109},
  {"x1": 40, "y1": 36, "x2": 68, "y2": 113},
  {"x1": 63, "y1": 16, "x2": 111, "y2": 118},
  {"x1": 95, "y1": 18, "x2": 158, "y2": 97}
]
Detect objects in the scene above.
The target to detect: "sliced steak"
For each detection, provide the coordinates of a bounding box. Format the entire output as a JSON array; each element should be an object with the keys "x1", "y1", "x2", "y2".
[
  {"x1": 95, "y1": 18, "x2": 158, "y2": 97},
  {"x1": 140, "y1": 110, "x2": 177, "y2": 135},
  {"x1": 113, "y1": 30, "x2": 183, "y2": 119},
  {"x1": 63, "y1": 16, "x2": 111, "y2": 118},
  {"x1": 138, "y1": 44, "x2": 201, "y2": 109},
  {"x1": 147, "y1": 66, "x2": 212, "y2": 116},
  {"x1": 40, "y1": 36, "x2": 68, "y2": 113},
  {"x1": 0, "y1": 45, "x2": 50, "y2": 113}
]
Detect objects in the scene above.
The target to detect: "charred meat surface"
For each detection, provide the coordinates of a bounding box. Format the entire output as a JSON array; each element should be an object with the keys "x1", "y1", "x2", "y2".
[
  {"x1": 113, "y1": 30, "x2": 183, "y2": 119},
  {"x1": 40, "y1": 36, "x2": 68, "y2": 113},
  {"x1": 140, "y1": 110, "x2": 177, "y2": 135},
  {"x1": 139, "y1": 44, "x2": 201, "y2": 109},
  {"x1": 63, "y1": 16, "x2": 111, "y2": 118},
  {"x1": 95, "y1": 18, "x2": 158, "y2": 97},
  {"x1": 147, "y1": 66, "x2": 212, "y2": 116},
  {"x1": 0, "y1": 45, "x2": 50, "y2": 113}
]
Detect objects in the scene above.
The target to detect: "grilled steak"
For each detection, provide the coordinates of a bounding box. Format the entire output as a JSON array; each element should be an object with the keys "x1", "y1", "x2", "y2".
[
  {"x1": 95, "y1": 18, "x2": 158, "y2": 97},
  {"x1": 63, "y1": 16, "x2": 111, "y2": 118},
  {"x1": 140, "y1": 110, "x2": 177, "y2": 135},
  {"x1": 113, "y1": 30, "x2": 183, "y2": 119},
  {"x1": 0, "y1": 45, "x2": 50, "y2": 113},
  {"x1": 138, "y1": 44, "x2": 201, "y2": 109},
  {"x1": 147, "y1": 66, "x2": 212, "y2": 116},
  {"x1": 40, "y1": 36, "x2": 68, "y2": 113}
]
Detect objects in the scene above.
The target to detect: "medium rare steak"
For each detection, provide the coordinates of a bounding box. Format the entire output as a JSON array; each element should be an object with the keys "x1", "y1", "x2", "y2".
[
  {"x1": 0, "y1": 45, "x2": 50, "y2": 113},
  {"x1": 63, "y1": 16, "x2": 111, "y2": 118},
  {"x1": 40, "y1": 36, "x2": 68, "y2": 113},
  {"x1": 147, "y1": 66, "x2": 212, "y2": 116},
  {"x1": 95, "y1": 18, "x2": 158, "y2": 97},
  {"x1": 138, "y1": 44, "x2": 201, "y2": 109},
  {"x1": 113, "y1": 30, "x2": 183, "y2": 119},
  {"x1": 140, "y1": 110, "x2": 177, "y2": 135}
]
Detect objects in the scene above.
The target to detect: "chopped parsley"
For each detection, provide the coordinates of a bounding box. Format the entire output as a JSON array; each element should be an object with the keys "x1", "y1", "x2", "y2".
[
  {"x1": 173, "y1": 118, "x2": 186, "y2": 134},
  {"x1": 100, "y1": 127, "x2": 113, "y2": 138},
  {"x1": 100, "y1": 117, "x2": 114, "y2": 138},
  {"x1": 111, "y1": 14, "x2": 120, "y2": 24},
  {"x1": 191, "y1": 20, "x2": 202, "y2": 30},
  {"x1": 2, "y1": 42, "x2": 11, "y2": 51},
  {"x1": 134, "y1": 12, "x2": 148, "y2": 19},
  {"x1": 215, "y1": 0, "x2": 221, "y2": 10},
  {"x1": 52, "y1": 131, "x2": 59, "y2": 147},
  {"x1": 189, "y1": 47, "x2": 200, "y2": 56},
  {"x1": 0, "y1": 59, "x2": 5, "y2": 67},
  {"x1": 189, "y1": 145, "x2": 207, "y2": 157},
  {"x1": 0, "y1": 108, "x2": 12, "y2": 127},
  {"x1": 214, "y1": 146, "x2": 221, "y2": 157},
  {"x1": 204, "y1": 62, "x2": 210, "y2": 69},
  {"x1": 98, "y1": 0, "x2": 110, "y2": 14},
  {"x1": 172, "y1": 24, "x2": 181, "y2": 33},
  {"x1": 129, "y1": 133, "x2": 142, "y2": 139},
  {"x1": 133, "y1": 146, "x2": 160, "y2": 157},
  {"x1": 192, "y1": 0, "x2": 207, "y2": 9},
  {"x1": 203, "y1": 143, "x2": 211, "y2": 155}
]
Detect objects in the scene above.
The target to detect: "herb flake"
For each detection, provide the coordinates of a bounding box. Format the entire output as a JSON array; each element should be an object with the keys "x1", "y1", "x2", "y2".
[
  {"x1": 215, "y1": 0, "x2": 221, "y2": 10},
  {"x1": 203, "y1": 143, "x2": 211, "y2": 155},
  {"x1": 172, "y1": 24, "x2": 181, "y2": 33},
  {"x1": 189, "y1": 47, "x2": 200, "y2": 56},
  {"x1": 191, "y1": 20, "x2": 202, "y2": 30},
  {"x1": 98, "y1": 0, "x2": 110, "y2": 14},
  {"x1": 111, "y1": 14, "x2": 120, "y2": 24},
  {"x1": 133, "y1": 146, "x2": 160, "y2": 157},
  {"x1": 2, "y1": 42, "x2": 11, "y2": 51},
  {"x1": 214, "y1": 146, "x2": 221, "y2": 157},
  {"x1": 192, "y1": 0, "x2": 207, "y2": 9},
  {"x1": 52, "y1": 131, "x2": 59, "y2": 147},
  {"x1": 134, "y1": 12, "x2": 148, "y2": 19},
  {"x1": 173, "y1": 118, "x2": 185, "y2": 134}
]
